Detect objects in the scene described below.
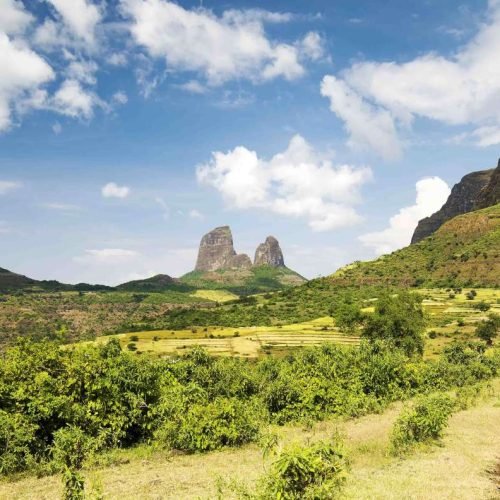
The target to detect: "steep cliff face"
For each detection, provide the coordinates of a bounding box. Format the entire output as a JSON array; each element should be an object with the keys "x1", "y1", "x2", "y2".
[
  {"x1": 194, "y1": 226, "x2": 251, "y2": 272},
  {"x1": 475, "y1": 159, "x2": 500, "y2": 209},
  {"x1": 411, "y1": 168, "x2": 494, "y2": 244},
  {"x1": 254, "y1": 236, "x2": 285, "y2": 267}
]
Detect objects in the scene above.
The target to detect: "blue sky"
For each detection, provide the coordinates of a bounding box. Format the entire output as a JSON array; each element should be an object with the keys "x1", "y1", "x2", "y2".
[{"x1": 0, "y1": 0, "x2": 499, "y2": 285}]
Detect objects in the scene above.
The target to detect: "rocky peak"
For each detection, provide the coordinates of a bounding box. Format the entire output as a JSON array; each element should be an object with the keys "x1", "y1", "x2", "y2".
[
  {"x1": 411, "y1": 167, "x2": 494, "y2": 244},
  {"x1": 474, "y1": 159, "x2": 500, "y2": 210},
  {"x1": 254, "y1": 236, "x2": 285, "y2": 267},
  {"x1": 195, "y1": 226, "x2": 251, "y2": 271}
]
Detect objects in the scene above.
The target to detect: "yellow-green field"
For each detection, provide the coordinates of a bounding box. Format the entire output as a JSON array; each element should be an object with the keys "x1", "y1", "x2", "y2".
[
  {"x1": 94, "y1": 288, "x2": 499, "y2": 359},
  {"x1": 96, "y1": 316, "x2": 360, "y2": 358},
  {"x1": 189, "y1": 289, "x2": 239, "y2": 302}
]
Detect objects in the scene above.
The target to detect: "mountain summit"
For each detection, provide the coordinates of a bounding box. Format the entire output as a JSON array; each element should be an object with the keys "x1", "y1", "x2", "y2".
[
  {"x1": 254, "y1": 236, "x2": 285, "y2": 267},
  {"x1": 195, "y1": 226, "x2": 252, "y2": 272},
  {"x1": 411, "y1": 166, "x2": 495, "y2": 244},
  {"x1": 182, "y1": 226, "x2": 305, "y2": 294}
]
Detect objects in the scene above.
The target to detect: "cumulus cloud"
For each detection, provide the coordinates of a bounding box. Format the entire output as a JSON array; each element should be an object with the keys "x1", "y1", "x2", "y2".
[
  {"x1": 322, "y1": 0, "x2": 500, "y2": 157},
  {"x1": 50, "y1": 79, "x2": 101, "y2": 119},
  {"x1": 0, "y1": 32, "x2": 54, "y2": 131},
  {"x1": 359, "y1": 177, "x2": 450, "y2": 255},
  {"x1": 197, "y1": 135, "x2": 372, "y2": 231},
  {"x1": 102, "y1": 182, "x2": 130, "y2": 199},
  {"x1": 120, "y1": 0, "x2": 321, "y2": 85},
  {"x1": 0, "y1": 0, "x2": 33, "y2": 35},
  {"x1": 0, "y1": 181, "x2": 22, "y2": 194},
  {"x1": 45, "y1": 0, "x2": 102, "y2": 46},
  {"x1": 321, "y1": 76, "x2": 402, "y2": 160}
]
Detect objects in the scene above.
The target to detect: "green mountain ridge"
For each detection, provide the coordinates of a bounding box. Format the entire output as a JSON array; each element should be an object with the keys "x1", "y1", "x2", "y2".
[{"x1": 331, "y1": 204, "x2": 500, "y2": 288}]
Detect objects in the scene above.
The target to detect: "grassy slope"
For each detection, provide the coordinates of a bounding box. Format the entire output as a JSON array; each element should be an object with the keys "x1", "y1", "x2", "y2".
[
  {"x1": 4, "y1": 380, "x2": 498, "y2": 499},
  {"x1": 332, "y1": 204, "x2": 500, "y2": 288},
  {"x1": 180, "y1": 265, "x2": 306, "y2": 295}
]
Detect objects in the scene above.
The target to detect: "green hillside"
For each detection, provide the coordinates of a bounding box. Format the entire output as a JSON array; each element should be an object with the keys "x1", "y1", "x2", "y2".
[
  {"x1": 332, "y1": 204, "x2": 500, "y2": 288},
  {"x1": 180, "y1": 265, "x2": 306, "y2": 295}
]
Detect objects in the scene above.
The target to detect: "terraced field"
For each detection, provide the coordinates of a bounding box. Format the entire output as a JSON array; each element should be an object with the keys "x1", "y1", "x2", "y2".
[
  {"x1": 93, "y1": 288, "x2": 499, "y2": 359},
  {"x1": 95, "y1": 316, "x2": 360, "y2": 358}
]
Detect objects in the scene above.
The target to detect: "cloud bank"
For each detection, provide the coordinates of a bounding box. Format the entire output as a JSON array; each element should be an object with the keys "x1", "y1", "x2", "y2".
[{"x1": 197, "y1": 135, "x2": 372, "y2": 231}]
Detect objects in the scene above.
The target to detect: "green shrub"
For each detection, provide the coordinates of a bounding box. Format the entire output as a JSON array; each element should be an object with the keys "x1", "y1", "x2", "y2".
[
  {"x1": 390, "y1": 393, "x2": 454, "y2": 455},
  {"x1": 51, "y1": 426, "x2": 95, "y2": 500},
  {"x1": 0, "y1": 411, "x2": 38, "y2": 474},
  {"x1": 473, "y1": 301, "x2": 491, "y2": 312},
  {"x1": 155, "y1": 397, "x2": 262, "y2": 452},
  {"x1": 259, "y1": 440, "x2": 348, "y2": 499}
]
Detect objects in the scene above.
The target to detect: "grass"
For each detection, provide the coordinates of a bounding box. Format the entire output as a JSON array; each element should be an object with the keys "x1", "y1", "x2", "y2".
[{"x1": 3, "y1": 379, "x2": 498, "y2": 499}]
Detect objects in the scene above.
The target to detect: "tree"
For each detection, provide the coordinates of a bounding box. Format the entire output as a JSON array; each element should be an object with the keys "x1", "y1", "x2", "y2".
[
  {"x1": 362, "y1": 292, "x2": 426, "y2": 357},
  {"x1": 332, "y1": 302, "x2": 364, "y2": 333},
  {"x1": 476, "y1": 314, "x2": 499, "y2": 345}
]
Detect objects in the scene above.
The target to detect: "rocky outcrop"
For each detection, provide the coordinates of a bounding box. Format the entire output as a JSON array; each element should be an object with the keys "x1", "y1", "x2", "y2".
[
  {"x1": 228, "y1": 254, "x2": 253, "y2": 269},
  {"x1": 195, "y1": 226, "x2": 251, "y2": 272},
  {"x1": 411, "y1": 167, "x2": 494, "y2": 244},
  {"x1": 254, "y1": 236, "x2": 285, "y2": 267},
  {"x1": 475, "y1": 159, "x2": 500, "y2": 209}
]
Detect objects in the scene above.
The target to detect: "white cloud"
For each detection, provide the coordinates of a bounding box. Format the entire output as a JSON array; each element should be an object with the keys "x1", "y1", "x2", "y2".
[
  {"x1": 65, "y1": 59, "x2": 98, "y2": 85},
  {"x1": 197, "y1": 134, "x2": 372, "y2": 231},
  {"x1": 188, "y1": 209, "x2": 203, "y2": 219},
  {"x1": 177, "y1": 80, "x2": 207, "y2": 94},
  {"x1": 52, "y1": 122, "x2": 62, "y2": 134},
  {"x1": 45, "y1": 0, "x2": 102, "y2": 46},
  {"x1": 321, "y1": 76, "x2": 402, "y2": 160},
  {"x1": 112, "y1": 91, "x2": 128, "y2": 105},
  {"x1": 322, "y1": 0, "x2": 500, "y2": 156},
  {"x1": 0, "y1": 33, "x2": 54, "y2": 131},
  {"x1": 108, "y1": 52, "x2": 128, "y2": 66},
  {"x1": 50, "y1": 79, "x2": 101, "y2": 119},
  {"x1": 0, "y1": 181, "x2": 22, "y2": 194},
  {"x1": 0, "y1": 0, "x2": 33, "y2": 35},
  {"x1": 298, "y1": 32, "x2": 325, "y2": 61},
  {"x1": 359, "y1": 177, "x2": 450, "y2": 255},
  {"x1": 102, "y1": 182, "x2": 130, "y2": 199},
  {"x1": 120, "y1": 0, "x2": 320, "y2": 85}
]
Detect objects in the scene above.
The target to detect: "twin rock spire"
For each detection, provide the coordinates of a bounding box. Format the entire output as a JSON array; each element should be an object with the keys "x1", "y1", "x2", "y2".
[{"x1": 195, "y1": 226, "x2": 285, "y2": 272}]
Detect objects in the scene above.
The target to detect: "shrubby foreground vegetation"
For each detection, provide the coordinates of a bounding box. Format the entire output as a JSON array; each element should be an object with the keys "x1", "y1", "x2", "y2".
[{"x1": 1, "y1": 293, "x2": 499, "y2": 498}]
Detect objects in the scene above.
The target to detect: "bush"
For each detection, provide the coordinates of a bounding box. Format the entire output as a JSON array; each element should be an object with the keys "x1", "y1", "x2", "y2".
[
  {"x1": 155, "y1": 397, "x2": 262, "y2": 452},
  {"x1": 51, "y1": 426, "x2": 95, "y2": 500},
  {"x1": 390, "y1": 393, "x2": 454, "y2": 455},
  {"x1": 260, "y1": 440, "x2": 348, "y2": 499},
  {"x1": 0, "y1": 411, "x2": 38, "y2": 474},
  {"x1": 473, "y1": 301, "x2": 491, "y2": 312}
]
